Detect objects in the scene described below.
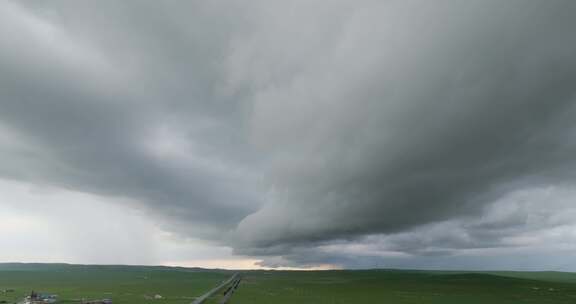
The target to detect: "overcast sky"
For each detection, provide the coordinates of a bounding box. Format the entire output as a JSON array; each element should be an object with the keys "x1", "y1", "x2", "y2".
[{"x1": 1, "y1": 0, "x2": 576, "y2": 271}]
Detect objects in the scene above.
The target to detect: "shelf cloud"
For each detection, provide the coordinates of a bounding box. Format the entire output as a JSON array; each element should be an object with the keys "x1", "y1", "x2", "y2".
[{"x1": 1, "y1": 0, "x2": 576, "y2": 269}]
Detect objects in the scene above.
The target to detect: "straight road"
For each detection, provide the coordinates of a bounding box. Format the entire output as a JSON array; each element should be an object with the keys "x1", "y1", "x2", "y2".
[
  {"x1": 219, "y1": 276, "x2": 242, "y2": 304},
  {"x1": 191, "y1": 273, "x2": 238, "y2": 304}
]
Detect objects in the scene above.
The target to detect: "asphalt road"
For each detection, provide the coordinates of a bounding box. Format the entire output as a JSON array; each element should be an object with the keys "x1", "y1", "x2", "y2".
[
  {"x1": 191, "y1": 273, "x2": 238, "y2": 304},
  {"x1": 219, "y1": 276, "x2": 242, "y2": 304}
]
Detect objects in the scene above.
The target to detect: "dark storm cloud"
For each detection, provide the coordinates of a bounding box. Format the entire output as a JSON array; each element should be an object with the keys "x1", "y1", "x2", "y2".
[
  {"x1": 1, "y1": 0, "x2": 576, "y2": 268},
  {"x1": 0, "y1": 0, "x2": 259, "y2": 238},
  {"x1": 253, "y1": 186, "x2": 576, "y2": 269},
  {"x1": 233, "y1": 0, "x2": 576, "y2": 249}
]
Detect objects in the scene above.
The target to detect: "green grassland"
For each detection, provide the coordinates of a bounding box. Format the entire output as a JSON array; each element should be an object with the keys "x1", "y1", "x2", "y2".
[
  {"x1": 0, "y1": 264, "x2": 229, "y2": 304},
  {"x1": 1, "y1": 264, "x2": 576, "y2": 304},
  {"x1": 231, "y1": 270, "x2": 576, "y2": 304}
]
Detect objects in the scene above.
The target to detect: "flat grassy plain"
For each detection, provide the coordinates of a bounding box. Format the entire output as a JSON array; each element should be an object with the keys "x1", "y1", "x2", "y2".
[
  {"x1": 0, "y1": 264, "x2": 229, "y2": 304},
  {"x1": 232, "y1": 270, "x2": 576, "y2": 304},
  {"x1": 1, "y1": 264, "x2": 576, "y2": 303}
]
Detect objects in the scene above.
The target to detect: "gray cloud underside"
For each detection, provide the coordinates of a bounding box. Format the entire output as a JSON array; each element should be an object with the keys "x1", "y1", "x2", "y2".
[{"x1": 1, "y1": 0, "x2": 576, "y2": 267}]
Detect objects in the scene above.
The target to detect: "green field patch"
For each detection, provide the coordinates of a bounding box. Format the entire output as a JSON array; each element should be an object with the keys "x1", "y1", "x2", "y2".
[
  {"x1": 230, "y1": 270, "x2": 576, "y2": 304},
  {"x1": 0, "y1": 264, "x2": 230, "y2": 304}
]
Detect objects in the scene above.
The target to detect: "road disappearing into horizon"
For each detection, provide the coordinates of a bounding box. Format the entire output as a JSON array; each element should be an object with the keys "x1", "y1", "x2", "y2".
[{"x1": 191, "y1": 273, "x2": 239, "y2": 304}]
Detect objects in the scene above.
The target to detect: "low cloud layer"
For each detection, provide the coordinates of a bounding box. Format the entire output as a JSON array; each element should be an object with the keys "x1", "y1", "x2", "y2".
[{"x1": 1, "y1": 0, "x2": 576, "y2": 269}]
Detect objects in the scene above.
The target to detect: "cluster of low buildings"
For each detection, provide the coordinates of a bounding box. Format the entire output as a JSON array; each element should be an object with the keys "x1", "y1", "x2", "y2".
[
  {"x1": 24, "y1": 292, "x2": 57, "y2": 304},
  {"x1": 21, "y1": 292, "x2": 112, "y2": 304}
]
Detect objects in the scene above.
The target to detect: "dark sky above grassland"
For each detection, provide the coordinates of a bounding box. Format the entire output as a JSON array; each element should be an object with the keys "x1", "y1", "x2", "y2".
[{"x1": 1, "y1": 0, "x2": 576, "y2": 270}]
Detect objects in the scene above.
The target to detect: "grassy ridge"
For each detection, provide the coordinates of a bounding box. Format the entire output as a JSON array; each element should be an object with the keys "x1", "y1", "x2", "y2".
[{"x1": 489, "y1": 271, "x2": 576, "y2": 284}]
